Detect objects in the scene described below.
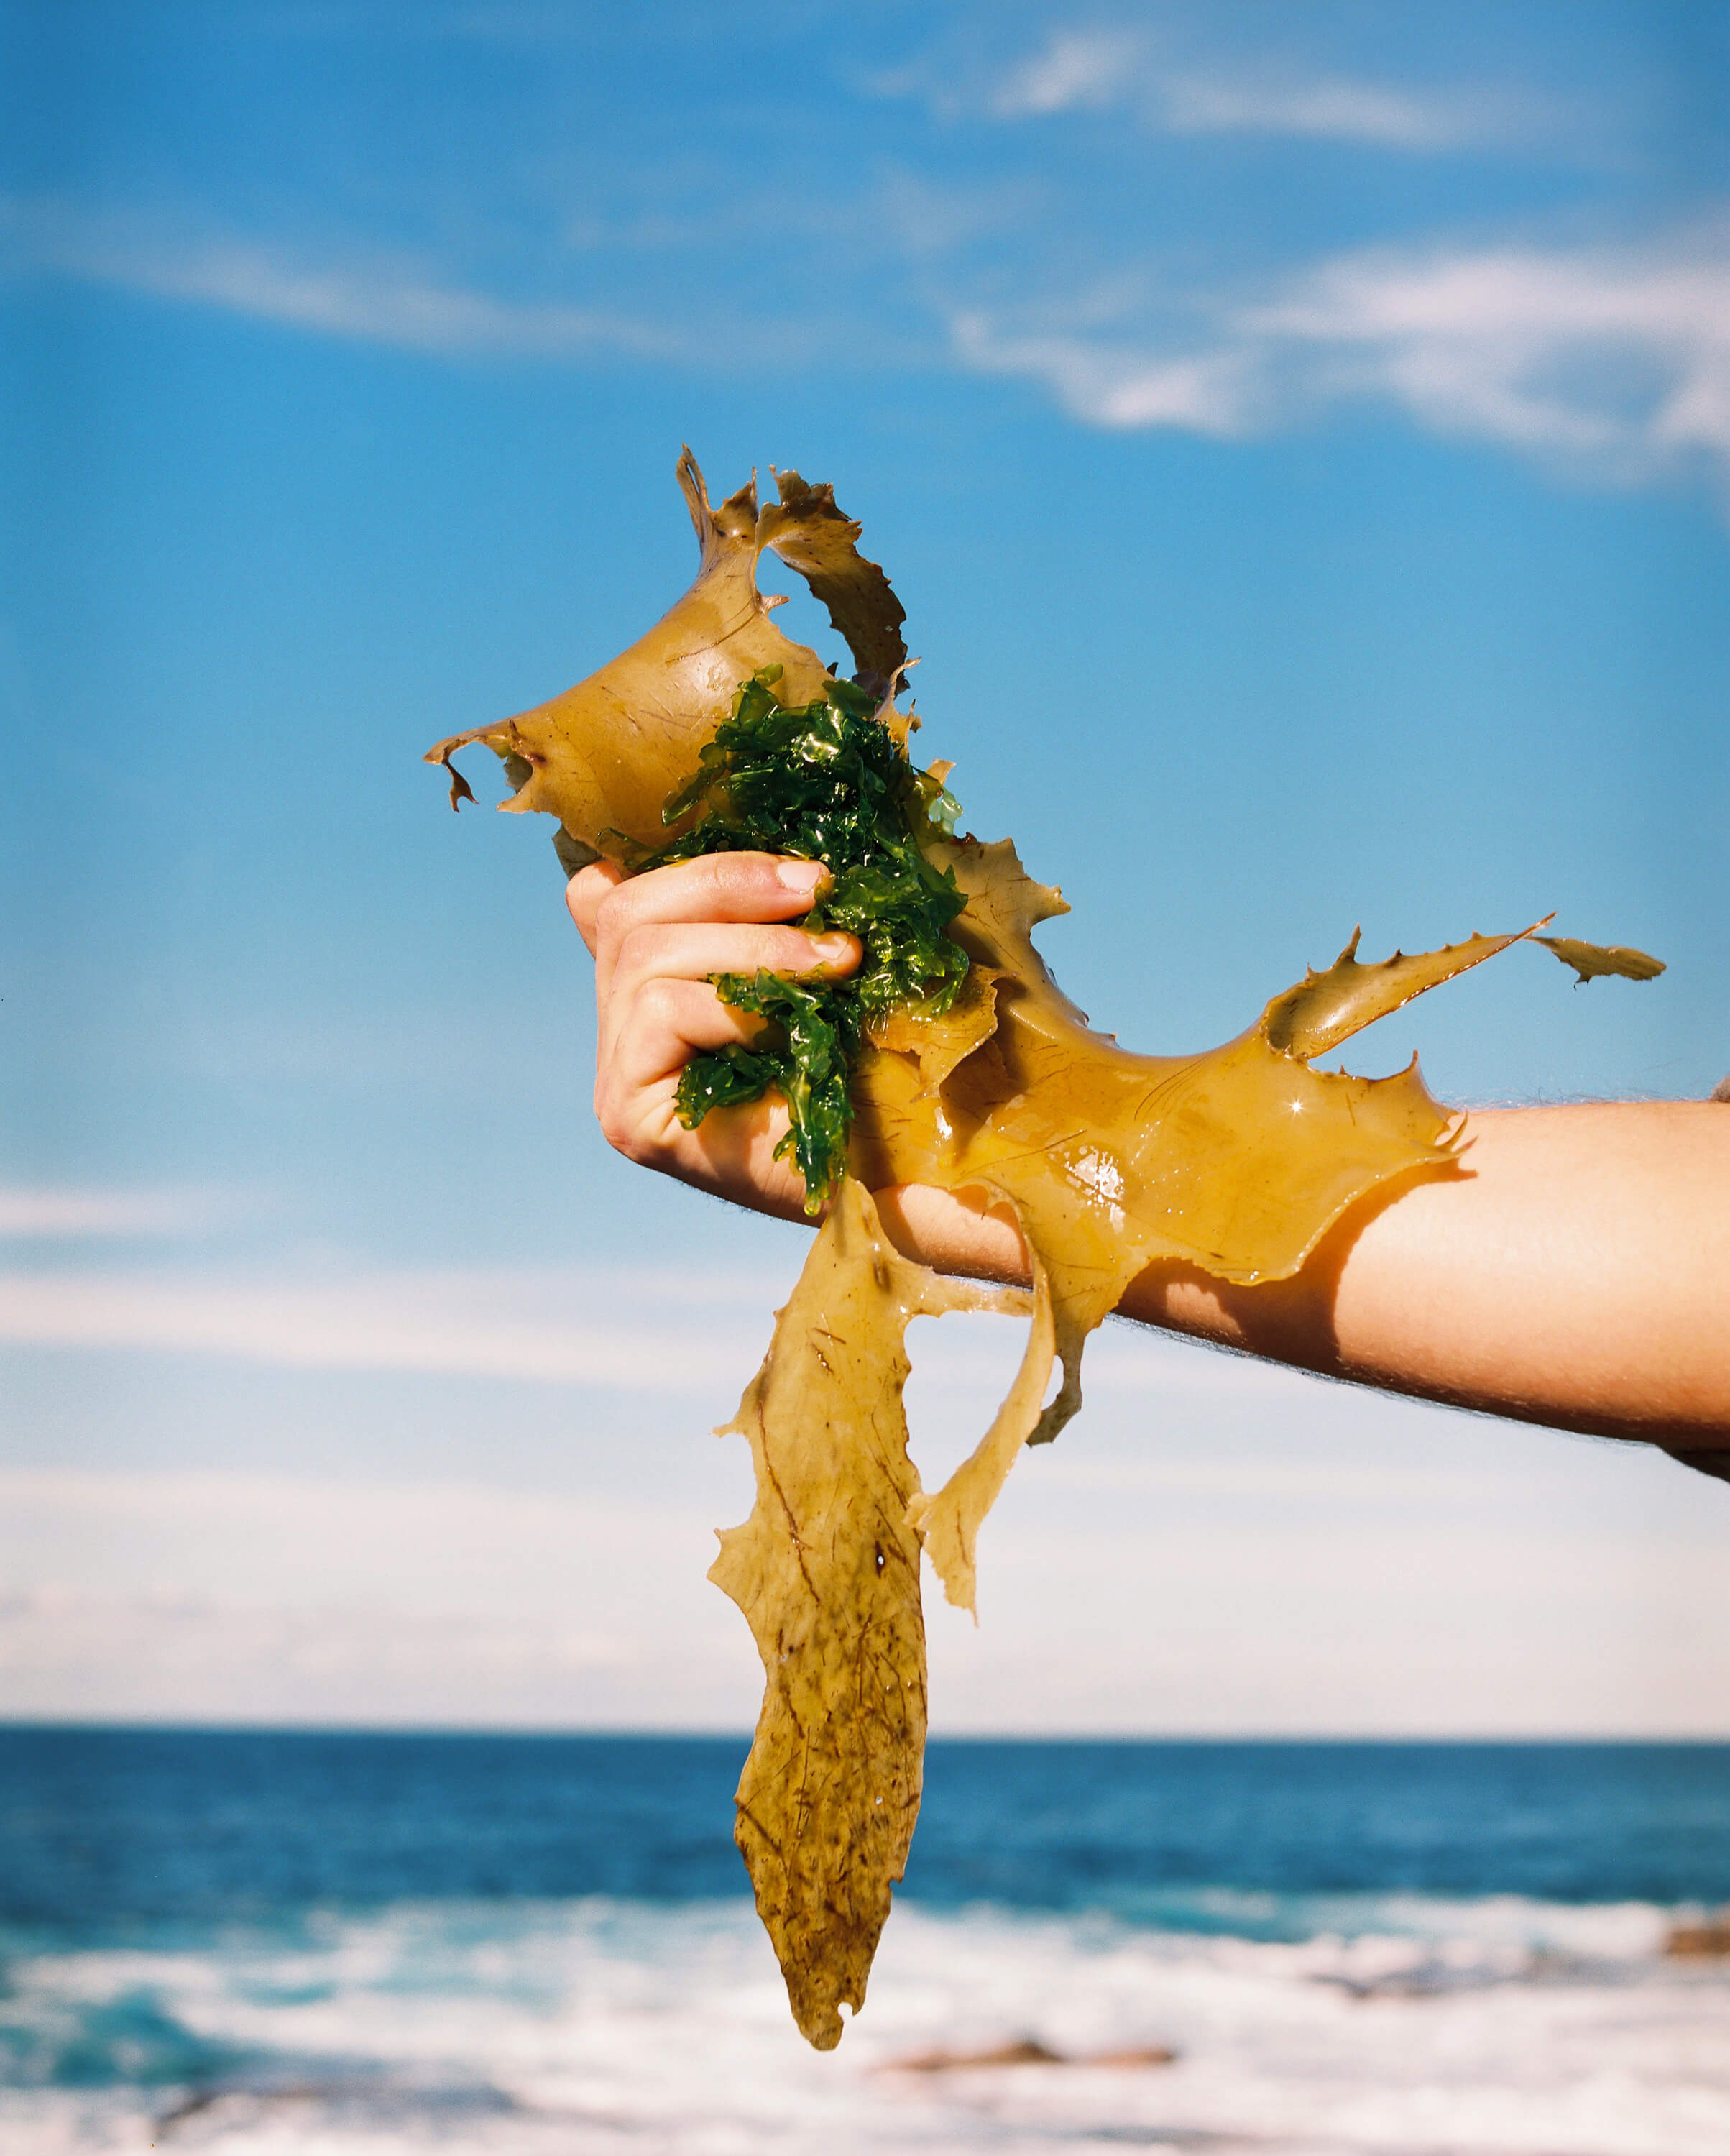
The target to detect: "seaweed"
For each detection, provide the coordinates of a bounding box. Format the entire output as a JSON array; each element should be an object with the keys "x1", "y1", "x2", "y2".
[
  {"x1": 635, "y1": 666, "x2": 969, "y2": 1208},
  {"x1": 425, "y1": 451, "x2": 1665, "y2": 2050}
]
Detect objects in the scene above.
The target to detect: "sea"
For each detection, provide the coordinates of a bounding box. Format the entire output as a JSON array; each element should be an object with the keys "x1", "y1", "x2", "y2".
[{"x1": 1, "y1": 1730, "x2": 1727, "y2": 2156}]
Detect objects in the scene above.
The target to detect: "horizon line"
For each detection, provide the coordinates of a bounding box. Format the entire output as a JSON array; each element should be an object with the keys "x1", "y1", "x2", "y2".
[{"x1": 5, "y1": 1717, "x2": 1726, "y2": 1746}]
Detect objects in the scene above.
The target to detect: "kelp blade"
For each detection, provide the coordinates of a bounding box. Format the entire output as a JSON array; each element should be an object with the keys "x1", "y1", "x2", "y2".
[
  {"x1": 426, "y1": 450, "x2": 1667, "y2": 2045},
  {"x1": 1537, "y1": 936, "x2": 1667, "y2": 986},
  {"x1": 709, "y1": 1179, "x2": 1029, "y2": 2048},
  {"x1": 851, "y1": 846, "x2": 1565, "y2": 1613},
  {"x1": 423, "y1": 455, "x2": 908, "y2": 861}
]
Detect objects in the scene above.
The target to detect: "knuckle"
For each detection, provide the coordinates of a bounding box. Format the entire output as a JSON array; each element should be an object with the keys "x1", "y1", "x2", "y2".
[
  {"x1": 770, "y1": 925, "x2": 847, "y2": 971},
  {"x1": 753, "y1": 931, "x2": 802, "y2": 973},
  {"x1": 613, "y1": 1122, "x2": 657, "y2": 1168},
  {"x1": 635, "y1": 976, "x2": 685, "y2": 1030},
  {"x1": 712, "y1": 850, "x2": 785, "y2": 909},
  {"x1": 619, "y1": 922, "x2": 674, "y2": 975},
  {"x1": 594, "y1": 1093, "x2": 635, "y2": 1157},
  {"x1": 593, "y1": 878, "x2": 639, "y2": 940}
]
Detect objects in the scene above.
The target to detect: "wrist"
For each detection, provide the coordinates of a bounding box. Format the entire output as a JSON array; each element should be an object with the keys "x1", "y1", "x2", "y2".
[{"x1": 870, "y1": 1182, "x2": 1032, "y2": 1288}]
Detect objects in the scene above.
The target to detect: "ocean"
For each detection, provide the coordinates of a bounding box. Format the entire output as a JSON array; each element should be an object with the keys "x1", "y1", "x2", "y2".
[{"x1": 2, "y1": 1728, "x2": 1727, "y2": 2154}]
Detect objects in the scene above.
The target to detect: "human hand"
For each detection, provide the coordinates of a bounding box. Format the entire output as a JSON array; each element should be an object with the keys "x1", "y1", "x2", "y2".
[{"x1": 566, "y1": 853, "x2": 862, "y2": 1222}]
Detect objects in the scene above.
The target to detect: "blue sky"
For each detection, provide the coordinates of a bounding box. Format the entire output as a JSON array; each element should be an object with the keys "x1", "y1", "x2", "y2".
[{"x1": 2, "y1": 1, "x2": 1726, "y2": 1732}]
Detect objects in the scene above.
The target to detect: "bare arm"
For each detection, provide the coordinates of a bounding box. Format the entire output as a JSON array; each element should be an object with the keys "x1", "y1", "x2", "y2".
[
  {"x1": 882, "y1": 1107, "x2": 1730, "y2": 1449},
  {"x1": 571, "y1": 857, "x2": 1730, "y2": 1451}
]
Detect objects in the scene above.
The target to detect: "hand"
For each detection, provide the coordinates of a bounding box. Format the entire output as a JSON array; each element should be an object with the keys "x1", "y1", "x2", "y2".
[
  {"x1": 569, "y1": 854, "x2": 1730, "y2": 1443},
  {"x1": 566, "y1": 853, "x2": 862, "y2": 1221}
]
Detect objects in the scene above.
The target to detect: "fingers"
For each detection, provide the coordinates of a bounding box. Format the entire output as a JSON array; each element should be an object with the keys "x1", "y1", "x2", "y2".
[
  {"x1": 599, "y1": 922, "x2": 858, "y2": 1116},
  {"x1": 609, "y1": 922, "x2": 859, "y2": 1013},
  {"x1": 567, "y1": 848, "x2": 860, "y2": 1217},
  {"x1": 609, "y1": 977, "x2": 766, "y2": 1098},
  {"x1": 572, "y1": 852, "x2": 833, "y2": 996}
]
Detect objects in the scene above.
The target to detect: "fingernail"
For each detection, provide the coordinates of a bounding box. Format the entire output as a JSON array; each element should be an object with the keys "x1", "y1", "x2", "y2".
[
  {"x1": 812, "y1": 932, "x2": 856, "y2": 962},
  {"x1": 777, "y1": 858, "x2": 828, "y2": 896}
]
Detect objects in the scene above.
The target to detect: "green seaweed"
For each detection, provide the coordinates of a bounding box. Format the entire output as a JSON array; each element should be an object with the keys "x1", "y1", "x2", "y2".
[{"x1": 640, "y1": 666, "x2": 969, "y2": 1208}]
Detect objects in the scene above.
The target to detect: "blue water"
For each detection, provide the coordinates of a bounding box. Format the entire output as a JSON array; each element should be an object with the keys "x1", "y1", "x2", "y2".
[
  {"x1": 4, "y1": 1730, "x2": 1728, "y2": 2150},
  {"x1": 4, "y1": 1728, "x2": 1728, "y2": 1939}
]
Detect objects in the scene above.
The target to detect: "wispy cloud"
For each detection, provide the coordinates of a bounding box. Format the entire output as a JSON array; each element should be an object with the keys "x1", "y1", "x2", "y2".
[
  {"x1": 0, "y1": 1470, "x2": 757, "y2": 1727},
  {"x1": 949, "y1": 312, "x2": 1252, "y2": 434},
  {"x1": 896, "y1": 27, "x2": 1552, "y2": 155},
  {"x1": 6, "y1": 184, "x2": 1725, "y2": 504},
  {"x1": 4, "y1": 1460, "x2": 1724, "y2": 1733},
  {"x1": 1154, "y1": 73, "x2": 1503, "y2": 153},
  {"x1": 1248, "y1": 237, "x2": 1730, "y2": 475},
  {"x1": 0, "y1": 1186, "x2": 234, "y2": 1238},
  {"x1": 989, "y1": 29, "x2": 1141, "y2": 119},
  {"x1": 0, "y1": 1260, "x2": 1310, "y2": 1402},
  {"x1": 0, "y1": 1267, "x2": 766, "y2": 1390},
  {"x1": 949, "y1": 224, "x2": 1730, "y2": 496},
  {"x1": 0, "y1": 194, "x2": 696, "y2": 362}
]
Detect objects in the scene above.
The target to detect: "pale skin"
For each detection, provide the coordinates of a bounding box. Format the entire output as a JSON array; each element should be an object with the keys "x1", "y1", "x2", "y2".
[{"x1": 569, "y1": 853, "x2": 1730, "y2": 1456}]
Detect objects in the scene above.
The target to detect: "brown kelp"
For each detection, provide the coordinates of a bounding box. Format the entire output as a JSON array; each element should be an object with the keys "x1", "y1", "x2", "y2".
[{"x1": 428, "y1": 452, "x2": 1662, "y2": 2050}]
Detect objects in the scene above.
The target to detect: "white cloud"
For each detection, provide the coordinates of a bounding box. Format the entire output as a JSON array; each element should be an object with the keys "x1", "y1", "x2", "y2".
[
  {"x1": 0, "y1": 1186, "x2": 238, "y2": 1238},
  {"x1": 6, "y1": 183, "x2": 1724, "y2": 505},
  {"x1": 949, "y1": 224, "x2": 1730, "y2": 497},
  {"x1": 992, "y1": 29, "x2": 1142, "y2": 119},
  {"x1": 1, "y1": 1457, "x2": 1723, "y2": 1734},
  {"x1": 0, "y1": 1470, "x2": 759, "y2": 1728},
  {"x1": 0, "y1": 194, "x2": 694, "y2": 362},
  {"x1": 1156, "y1": 72, "x2": 1490, "y2": 152},
  {"x1": 949, "y1": 311, "x2": 1254, "y2": 435},
  {"x1": 0, "y1": 1469, "x2": 704, "y2": 1624},
  {"x1": 1248, "y1": 239, "x2": 1730, "y2": 472},
  {"x1": 914, "y1": 29, "x2": 1547, "y2": 155},
  {"x1": 0, "y1": 1254, "x2": 1322, "y2": 1421},
  {"x1": 0, "y1": 1265, "x2": 776, "y2": 1391}
]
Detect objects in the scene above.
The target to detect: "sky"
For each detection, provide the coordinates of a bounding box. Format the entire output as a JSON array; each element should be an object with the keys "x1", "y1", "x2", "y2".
[{"x1": 1, "y1": 0, "x2": 1726, "y2": 1735}]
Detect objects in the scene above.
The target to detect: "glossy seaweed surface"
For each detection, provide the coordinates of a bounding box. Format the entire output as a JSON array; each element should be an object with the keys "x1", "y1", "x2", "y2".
[{"x1": 428, "y1": 454, "x2": 1662, "y2": 2048}]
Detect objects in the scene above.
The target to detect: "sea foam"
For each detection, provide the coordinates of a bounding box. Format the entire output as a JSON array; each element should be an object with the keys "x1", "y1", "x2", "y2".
[{"x1": 4, "y1": 1892, "x2": 1727, "y2": 2155}]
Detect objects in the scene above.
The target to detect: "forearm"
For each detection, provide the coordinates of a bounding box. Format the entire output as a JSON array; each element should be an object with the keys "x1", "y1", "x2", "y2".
[
  {"x1": 878, "y1": 1104, "x2": 1730, "y2": 1447},
  {"x1": 569, "y1": 861, "x2": 1727, "y2": 1447}
]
